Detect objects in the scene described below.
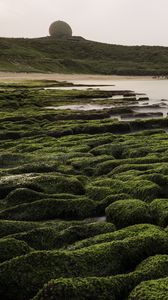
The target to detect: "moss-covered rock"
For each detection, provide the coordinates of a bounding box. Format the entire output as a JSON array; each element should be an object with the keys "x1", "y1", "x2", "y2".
[
  {"x1": 150, "y1": 198, "x2": 168, "y2": 227},
  {"x1": 128, "y1": 276, "x2": 168, "y2": 300},
  {"x1": 0, "y1": 230, "x2": 168, "y2": 299},
  {"x1": 0, "y1": 238, "x2": 32, "y2": 263},
  {"x1": 0, "y1": 198, "x2": 97, "y2": 221},
  {"x1": 95, "y1": 160, "x2": 119, "y2": 176},
  {"x1": 32, "y1": 254, "x2": 168, "y2": 300},
  {"x1": 5, "y1": 188, "x2": 80, "y2": 206},
  {"x1": 90, "y1": 178, "x2": 161, "y2": 201},
  {"x1": 125, "y1": 180, "x2": 161, "y2": 202},
  {"x1": 135, "y1": 254, "x2": 168, "y2": 277},
  {"x1": 86, "y1": 186, "x2": 113, "y2": 201},
  {"x1": 1, "y1": 81, "x2": 168, "y2": 299},
  {"x1": 32, "y1": 276, "x2": 131, "y2": 300},
  {"x1": 72, "y1": 224, "x2": 162, "y2": 250},
  {"x1": 96, "y1": 193, "x2": 131, "y2": 214},
  {"x1": 0, "y1": 220, "x2": 39, "y2": 238},
  {"x1": 11, "y1": 222, "x2": 115, "y2": 250},
  {"x1": 106, "y1": 199, "x2": 152, "y2": 228},
  {"x1": 5, "y1": 188, "x2": 46, "y2": 206},
  {"x1": 0, "y1": 174, "x2": 85, "y2": 199}
]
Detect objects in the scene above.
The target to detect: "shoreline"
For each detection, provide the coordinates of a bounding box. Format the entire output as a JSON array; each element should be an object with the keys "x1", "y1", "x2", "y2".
[{"x1": 0, "y1": 72, "x2": 156, "y2": 82}]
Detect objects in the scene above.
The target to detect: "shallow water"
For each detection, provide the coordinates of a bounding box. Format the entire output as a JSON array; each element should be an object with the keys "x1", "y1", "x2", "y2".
[
  {"x1": 133, "y1": 106, "x2": 168, "y2": 118},
  {"x1": 46, "y1": 78, "x2": 168, "y2": 101},
  {"x1": 46, "y1": 104, "x2": 115, "y2": 111},
  {"x1": 71, "y1": 78, "x2": 168, "y2": 102},
  {"x1": 45, "y1": 79, "x2": 168, "y2": 119},
  {"x1": 45, "y1": 86, "x2": 114, "y2": 91}
]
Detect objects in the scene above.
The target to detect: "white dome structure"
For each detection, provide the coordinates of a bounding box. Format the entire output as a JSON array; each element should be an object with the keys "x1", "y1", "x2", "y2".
[{"x1": 49, "y1": 21, "x2": 72, "y2": 39}]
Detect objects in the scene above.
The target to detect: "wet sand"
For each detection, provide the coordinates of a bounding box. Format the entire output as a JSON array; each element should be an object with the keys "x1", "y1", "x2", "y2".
[{"x1": 0, "y1": 72, "x2": 155, "y2": 82}]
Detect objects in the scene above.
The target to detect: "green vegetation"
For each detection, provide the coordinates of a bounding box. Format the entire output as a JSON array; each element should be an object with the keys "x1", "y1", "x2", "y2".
[
  {"x1": 128, "y1": 276, "x2": 168, "y2": 299},
  {"x1": 31, "y1": 254, "x2": 168, "y2": 299},
  {"x1": 0, "y1": 220, "x2": 40, "y2": 237},
  {"x1": 0, "y1": 81, "x2": 168, "y2": 299},
  {"x1": 9, "y1": 222, "x2": 116, "y2": 250},
  {"x1": 0, "y1": 238, "x2": 32, "y2": 263},
  {"x1": 1, "y1": 37, "x2": 168, "y2": 74},
  {"x1": 0, "y1": 198, "x2": 97, "y2": 221},
  {"x1": 150, "y1": 198, "x2": 168, "y2": 227},
  {"x1": 1, "y1": 229, "x2": 168, "y2": 299},
  {"x1": 71, "y1": 224, "x2": 163, "y2": 250},
  {"x1": 106, "y1": 199, "x2": 152, "y2": 228}
]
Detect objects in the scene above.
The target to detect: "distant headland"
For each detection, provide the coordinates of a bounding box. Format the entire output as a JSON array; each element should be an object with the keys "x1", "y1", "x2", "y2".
[{"x1": 0, "y1": 20, "x2": 168, "y2": 75}]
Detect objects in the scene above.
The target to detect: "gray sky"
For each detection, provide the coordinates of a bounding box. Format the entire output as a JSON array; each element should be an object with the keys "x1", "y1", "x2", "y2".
[{"x1": 0, "y1": 0, "x2": 168, "y2": 46}]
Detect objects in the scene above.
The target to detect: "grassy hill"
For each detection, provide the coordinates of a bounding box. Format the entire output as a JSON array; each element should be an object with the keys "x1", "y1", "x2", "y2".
[{"x1": 1, "y1": 36, "x2": 168, "y2": 75}]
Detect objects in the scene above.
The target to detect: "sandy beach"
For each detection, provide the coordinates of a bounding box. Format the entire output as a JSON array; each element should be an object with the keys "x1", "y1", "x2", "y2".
[{"x1": 0, "y1": 72, "x2": 155, "y2": 82}]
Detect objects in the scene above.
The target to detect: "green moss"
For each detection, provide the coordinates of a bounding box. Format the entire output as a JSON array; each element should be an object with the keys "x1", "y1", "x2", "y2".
[
  {"x1": 86, "y1": 186, "x2": 113, "y2": 201},
  {"x1": 27, "y1": 175, "x2": 85, "y2": 195},
  {"x1": 0, "y1": 174, "x2": 85, "y2": 199},
  {"x1": 150, "y1": 199, "x2": 168, "y2": 227},
  {"x1": 91, "y1": 178, "x2": 161, "y2": 201},
  {"x1": 10, "y1": 162, "x2": 60, "y2": 175},
  {"x1": 69, "y1": 155, "x2": 109, "y2": 168},
  {"x1": 0, "y1": 230, "x2": 168, "y2": 299},
  {"x1": 72, "y1": 224, "x2": 160, "y2": 250},
  {"x1": 110, "y1": 163, "x2": 154, "y2": 175},
  {"x1": 12, "y1": 222, "x2": 115, "y2": 250},
  {"x1": 5, "y1": 188, "x2": 80, "y2": 206},
  {"x1": 0, "y1": 220, "x2": 39, "y2": 238},
  {"x1": 5, "y1": 188, "x2": 46, "y2": 206},
  {"x1": 32, "y1": 276, "x2": 130, "y2": 300},
  {"x1": 97, "y1": 193, "x2": 131, "y2": 214},
  {"x1": 141, "y1": 173, "x2": 168, "y2": 187},
  {"x1": 95, "y1": 156, "x2": 162, "y2": 176},
  {"x1": 0, "y1": 153, "x2": 27, "y2": 168},
  {"x1": 32, "y1": 254, "x2": 168, "y2": 300},
  {"x1": 135, "y1": 254, "x2": 168, "y2": 276},
  {"x1": 95, "y1": 160, "x2": 119, "y2": 175},
  {"x1": 91, "y1": 143, "x2": 124, "y2": 158},
  {"x1": 0, "y1": 237, "x2": 32, "y2": 263},
  {"x1": 1, "y1": 81, "x2": 168, "y2": 298},
  {"x1": 106, "y1": 199, "x2": 152, "y2": 229},
  {"x1": 128, "y1": 277, "x2": 168, "y2": 300},
  {"x1": 125, "y1": 180, "x2": 161, "y2": 201},
  {"x1": 0, "y1": 198, "x2": 97, "y2": 221}
]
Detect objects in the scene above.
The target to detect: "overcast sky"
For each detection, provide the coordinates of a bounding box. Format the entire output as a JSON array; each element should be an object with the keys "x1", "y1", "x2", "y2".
[{"x1": 0, "y1": 0, "x2": 168, "y2": 46}]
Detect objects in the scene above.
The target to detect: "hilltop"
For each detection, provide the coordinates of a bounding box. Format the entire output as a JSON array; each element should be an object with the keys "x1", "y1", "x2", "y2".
[{"x1": 1, "y1": 36, "x2": 168, "y2": 75}]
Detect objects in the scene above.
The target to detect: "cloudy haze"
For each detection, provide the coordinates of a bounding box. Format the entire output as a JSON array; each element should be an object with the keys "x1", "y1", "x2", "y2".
[{"x1": 0, "y1": 0, "x2": 168, "y2": 46}]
